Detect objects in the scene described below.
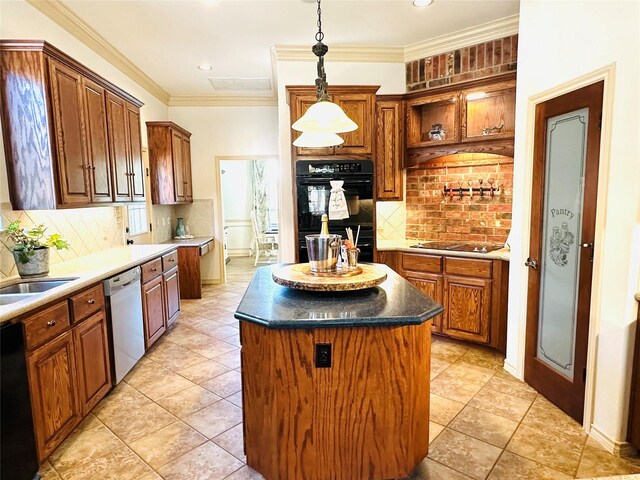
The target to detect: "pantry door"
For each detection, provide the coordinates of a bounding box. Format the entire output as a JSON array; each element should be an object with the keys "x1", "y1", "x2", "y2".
[{"x1": 524, "y1": 81, "x2": 603, "y2": 423}]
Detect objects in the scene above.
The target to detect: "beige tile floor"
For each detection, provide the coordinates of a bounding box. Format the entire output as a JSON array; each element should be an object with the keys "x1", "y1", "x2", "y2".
[{"x1": 39, "y1": 256, "x2": 640, "y2": 480}]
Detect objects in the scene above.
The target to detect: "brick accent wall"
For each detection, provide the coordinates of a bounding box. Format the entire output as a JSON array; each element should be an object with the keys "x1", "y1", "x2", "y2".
[
  {"x1": 406, "y1": 34, "x2": 518, "y2": 92},
  {"x1": 405, "y1": 154, "x2": 513, "y2": 244}
]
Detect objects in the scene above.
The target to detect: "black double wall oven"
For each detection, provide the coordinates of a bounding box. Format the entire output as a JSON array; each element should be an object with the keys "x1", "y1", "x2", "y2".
[{"x1": 296, "y1": 159, "x2": 374, "y2": 263}]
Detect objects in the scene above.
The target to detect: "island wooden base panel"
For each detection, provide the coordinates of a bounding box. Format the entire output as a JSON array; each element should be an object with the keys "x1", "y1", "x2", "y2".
[{"x1": 240, "y1": 321, "x2": 431, "y2": 480}]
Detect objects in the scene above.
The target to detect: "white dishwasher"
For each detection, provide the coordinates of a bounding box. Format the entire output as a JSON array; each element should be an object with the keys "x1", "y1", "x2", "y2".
[{"x1": 103, "y1": 266, "x2": 145, "y2": 384}]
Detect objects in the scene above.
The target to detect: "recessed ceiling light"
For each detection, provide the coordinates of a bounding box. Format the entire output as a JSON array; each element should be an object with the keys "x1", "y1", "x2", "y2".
[
  {"x1": 413, "y1": 0, "x2": 433, "y2": 6},
  {"x1": 198, "y1": 63, "x2": 213, "y2": 71}
]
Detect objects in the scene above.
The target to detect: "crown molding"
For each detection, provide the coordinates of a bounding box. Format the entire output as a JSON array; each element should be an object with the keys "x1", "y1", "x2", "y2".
[
  {"x1": 273, "y1": 45, "x2": 404, "y2": 63},
  {"x1": 25, "y1": 0, "x2": 171, "y2": 104},
  {"x1": 168, "y1": 96, "x2": 278, "y2": 107},
  {"x1": 404, "y1": 14, "x2": 520, "y2": 62}
]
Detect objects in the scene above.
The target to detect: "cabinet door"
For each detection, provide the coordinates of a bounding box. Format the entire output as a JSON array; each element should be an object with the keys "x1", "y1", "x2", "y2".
[
  {"x1": 163, "y1": 266, "x2": 181, "y2": 327},
  {"x1": 443, "y1": 275, "x2": 492, "y2": 343},
  {"x1": 48, "y1": 59, "x2": 91, "y2": 205},
  {"x1": 27, "y1": 331, "x2": 81, "y2": 461},
  {"x1": 462, "y1": 83, "x2": 516, "y2": 141},
  {"x1": 73, "y1": 310, "x2": 112, "y2": 416},
  {"x1": 126, "y1": 102, "x2": 145, "y2": 201},
  {"x1": 334, "y1": 93, "x2": 374, "y2": 154},
  {"x1": 81, "y1": 78, "x2": 112, "y2": 203},
  {"x1": 405, "y1": 92, "x2": 460, "y2": 148},
  {"x1": 182, "y1": 136, "x2": 193, "y2": 202},
  {"x1": 375, "y1": 100, "x2": 404, "y2": 200},
  {"x1": 292, "y1": 94, "x2": 334, "y2": 157},
  {"x1": 142, "y1": 275, "x2": 166, "y2": 349},
  {"x1": 106, "y1": 93, "x2": 131, "y2": 202},
  {"x1": 406, "y1": 273, "x2": 444, "y2": 333},
  {"x1": 171, "y1": 130, "x2": 185, "y2": 202}
]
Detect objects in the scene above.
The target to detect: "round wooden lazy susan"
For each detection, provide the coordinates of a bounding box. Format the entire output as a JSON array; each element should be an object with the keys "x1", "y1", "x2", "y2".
[{"x1": 272, "y1": 263, "x2": 387, "y2": 291}]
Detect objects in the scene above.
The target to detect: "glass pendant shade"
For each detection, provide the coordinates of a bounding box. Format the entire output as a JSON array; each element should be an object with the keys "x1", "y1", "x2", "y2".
[
  {"x1": 293, "y1": 131, "x2": 344, "y2": 148},
  {"x1": 291, "y1": 100, "x2": 358, "y2": 133}
]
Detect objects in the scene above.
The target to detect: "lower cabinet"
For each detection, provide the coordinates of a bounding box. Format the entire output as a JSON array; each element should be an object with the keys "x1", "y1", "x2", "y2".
[
  {"x1": 142, "y1": 275, "x2": 166, "y2": 348},
  {"x1": 24, "y1": 283, "x2": 111, "y2": 462},
  {"x1": 141, "y1": 249, "x2": 181, "y2": 349},
  {"x1": 27, "y1": 331, "x2": 81, "y2": 462},
  {"x1": 383, "y1": 251, "x2": 508, "y2": 351}
]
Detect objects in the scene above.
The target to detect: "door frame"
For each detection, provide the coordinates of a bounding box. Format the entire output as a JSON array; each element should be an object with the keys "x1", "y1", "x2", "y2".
[
  {"x1": 510, "y1": 64, "x2": 615, "y2": 433},
  {"x1": 213, "y1": 154, "x2": 281, "y2": 283}
]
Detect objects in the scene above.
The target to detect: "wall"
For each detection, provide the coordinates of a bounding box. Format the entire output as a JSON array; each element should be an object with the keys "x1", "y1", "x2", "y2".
[
  {"x1": 405, "y1": 154, "x2": 513, "y2": 243},
  {"x1": 276, "y1": 60, "x2": 406, "y2": 261},
  {"x1": 406, "y1": 34, "x2": 518, "y2": 92},
  {"x1": 168, "y1": 106, "x2": 279, "y2": 279},
  {"x1": 508, "y1": 0, "x2": 640, "y2": 449},
  {"x1": 0, "y1": 0, "x2": 170, "y2": 269},
  {"x1": 221, "y1": 160, "x2": 253, "y2": 256}
]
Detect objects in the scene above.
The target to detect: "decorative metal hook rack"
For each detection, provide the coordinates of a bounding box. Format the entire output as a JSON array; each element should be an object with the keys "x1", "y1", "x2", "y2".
[{"x1": 443, "y1": 179, "x2": 500, "y2": 200}]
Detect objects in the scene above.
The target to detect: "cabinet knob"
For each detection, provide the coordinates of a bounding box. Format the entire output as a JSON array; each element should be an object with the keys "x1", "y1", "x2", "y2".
[
  {"x1": 47, "y1": 320, "x2": 56, "y2": 327},
  {"x1": 152, "y1": 268, "x2": 158, "y2": 272},
  {"x1": 87, "y1": 299, "x2": 95, "y2": 305}
]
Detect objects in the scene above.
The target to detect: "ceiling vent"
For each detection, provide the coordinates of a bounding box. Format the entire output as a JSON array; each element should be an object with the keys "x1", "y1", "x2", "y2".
[{"x1": 208, "y1": 77, "x2": 271, "y2": 91}]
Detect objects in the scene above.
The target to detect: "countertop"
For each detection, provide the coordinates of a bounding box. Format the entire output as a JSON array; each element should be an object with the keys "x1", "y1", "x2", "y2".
[
  {"x1": 161, "y1": 236, "x2": 214, "y2": 248},
  {"x1": 234, "y1": 263, "x2": 444, "y2": 329},
  {"x1": 377, "y1": 239, "x2": 511, "y2": 261},
  {"x1": 0, "y1": 245, "x2": 177, "y2": 324}
]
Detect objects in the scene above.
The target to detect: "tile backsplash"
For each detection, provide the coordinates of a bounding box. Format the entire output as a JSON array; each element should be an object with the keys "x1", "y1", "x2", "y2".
[
  {"x1": 405, "y1": 155, "x2": 513, "y2": 244},
  {"x1": 376, "y1": 201, "x2": 407, "y2": 241},
  {"x1": 0, "y1": 204, "x2": 124, "y2": 278},
  {"x1": 176, "y1": 199, "x2": 216, "y2": 237}
]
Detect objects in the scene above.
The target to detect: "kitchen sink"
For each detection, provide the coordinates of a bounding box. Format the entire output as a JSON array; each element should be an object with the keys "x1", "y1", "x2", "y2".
[{"x1": 0, "y1": 279, "x2": 78, "y2": 305}]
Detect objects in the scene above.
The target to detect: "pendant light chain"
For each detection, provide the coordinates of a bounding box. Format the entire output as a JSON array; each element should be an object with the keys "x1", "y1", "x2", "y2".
[
  {"x1": 312, "y1": 0, "x2": 329, "y2": 101},
  {"x1": 315, "y1": 0, "x2": 324, "y2": 42}
]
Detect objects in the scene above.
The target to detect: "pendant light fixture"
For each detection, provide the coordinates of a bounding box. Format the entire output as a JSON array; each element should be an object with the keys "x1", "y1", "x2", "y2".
[{"x1": 291, "y1": 0, "x2": 357, "y2": 147}]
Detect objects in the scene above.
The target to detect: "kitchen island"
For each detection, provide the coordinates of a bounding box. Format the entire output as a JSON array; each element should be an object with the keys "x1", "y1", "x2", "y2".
[{"x1": 234, "y1": 264, "x2": 443, "y2": 480}]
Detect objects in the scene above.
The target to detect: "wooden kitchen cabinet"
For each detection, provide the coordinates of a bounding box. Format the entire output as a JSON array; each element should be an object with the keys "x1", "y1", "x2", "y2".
[
  {"x1": 22, "y1": 283, "x2": 112, "y2": 461},
  {"x1": 140, "y1": 250, "x2": 181, "y2": 347},
  {"x1": 146, "y1": 122, "x2": 194, "y2": 204},
  {"x1": 0, "y1": 40, "x2": 145, "y2": 209},
  {"x1": 142, "y1": 274, "x2": 167, "y2": 349},
  {"x1": 398, "y1": 252, "x2": 508, "y2": 351},
  {"x1": 404, "y1": 72, "x2": 516, "y2": 167},
  {"x1": 27, "y1": 331, "x2": 81, "y2": 461},
  {"x1": 375, "y1": 96, "x2": 404, "y2": 201},
  {"x1": 73, "y1": 310, "x2": 112, "y2": 415},
  {"x1": 287, "y1": 86, "x2": 379, "y2": 159}
]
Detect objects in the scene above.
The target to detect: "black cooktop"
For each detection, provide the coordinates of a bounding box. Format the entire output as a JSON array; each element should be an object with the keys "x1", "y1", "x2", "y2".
[{"x1": 410, "y1": 241, "x2": 504, "y2": 254}]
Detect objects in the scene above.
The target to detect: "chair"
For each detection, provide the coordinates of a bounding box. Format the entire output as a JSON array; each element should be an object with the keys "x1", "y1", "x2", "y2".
[{"x1": 250, "y1": 211, "x2": 279, "y2": 266}]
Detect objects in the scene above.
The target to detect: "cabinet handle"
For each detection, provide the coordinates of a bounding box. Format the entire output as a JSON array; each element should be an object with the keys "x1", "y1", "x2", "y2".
[
  {"x1": 47, "y1": 320, "x2": 56, "y2": 327},
  {"x1": 169, "y1": 258, "x2": 175, "y2": 262},
  {"x1": 152, "y1": 267, "x2": 158, "y2": 272},
  {"x1": 87, "y1": 299, "x2": 95, "y2": 305}
]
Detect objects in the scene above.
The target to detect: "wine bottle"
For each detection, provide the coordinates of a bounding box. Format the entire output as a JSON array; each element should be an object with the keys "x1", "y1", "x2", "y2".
[{"x1": 320, "y1": 214, "x2": 329, "y2": 236}]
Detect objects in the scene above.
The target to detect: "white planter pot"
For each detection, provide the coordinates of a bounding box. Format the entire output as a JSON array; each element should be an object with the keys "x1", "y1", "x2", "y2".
[{"x1": 12, "y1": 248, "x2": 50, "y2": 278}]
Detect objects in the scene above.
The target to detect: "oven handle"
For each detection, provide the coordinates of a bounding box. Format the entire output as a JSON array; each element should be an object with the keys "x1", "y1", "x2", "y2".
[{"x1": 297, "y1": 178, "x2": 372, "y2": 186}]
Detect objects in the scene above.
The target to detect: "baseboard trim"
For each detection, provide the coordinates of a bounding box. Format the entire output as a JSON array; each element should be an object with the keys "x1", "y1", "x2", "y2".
[
  {"x1": 589, "y1": 424, "x2": 638, "y2": 457},
  {"x1": 202, "y1": 279, "x2": 223, "y2": 285},
  {"x1": 502, "y1": 360, "x2": 520, "y2": 378}
]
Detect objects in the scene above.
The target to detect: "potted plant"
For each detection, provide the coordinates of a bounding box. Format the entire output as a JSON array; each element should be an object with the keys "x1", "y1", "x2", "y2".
[{"x1": 6, "y1": 220, "x2": 70, "y2": 278}]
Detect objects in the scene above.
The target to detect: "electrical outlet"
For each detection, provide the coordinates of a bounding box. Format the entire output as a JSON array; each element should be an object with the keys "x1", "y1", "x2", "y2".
[{"x1": 315, "y1": 343, "x2": 332, "y2": 368}]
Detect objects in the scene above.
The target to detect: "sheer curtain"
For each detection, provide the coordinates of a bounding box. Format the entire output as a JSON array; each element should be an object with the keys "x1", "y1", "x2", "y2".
[{"x1": 251, "y1": 160, "x2": 268, "y2": 234}]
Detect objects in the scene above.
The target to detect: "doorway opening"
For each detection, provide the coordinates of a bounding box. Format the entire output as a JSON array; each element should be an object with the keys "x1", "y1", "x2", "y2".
[{"x1": 219, "y1": 157, "x2": 280, "y2": 283}]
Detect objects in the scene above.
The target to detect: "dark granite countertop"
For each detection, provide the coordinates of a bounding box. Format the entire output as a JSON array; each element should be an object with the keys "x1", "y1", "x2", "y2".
[{"x1": 234, "y1": 263, "x2": 444, "y2": 329}]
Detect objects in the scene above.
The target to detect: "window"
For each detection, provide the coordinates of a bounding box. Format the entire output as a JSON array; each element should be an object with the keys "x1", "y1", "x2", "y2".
[{"x1": 127, "y1": 204, "x2": 148, "y2": 236}]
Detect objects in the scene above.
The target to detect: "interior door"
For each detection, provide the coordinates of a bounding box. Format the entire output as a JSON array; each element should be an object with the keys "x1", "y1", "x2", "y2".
[{"x1": 524, "y1": 81, "x2": 603, "y2": 423}]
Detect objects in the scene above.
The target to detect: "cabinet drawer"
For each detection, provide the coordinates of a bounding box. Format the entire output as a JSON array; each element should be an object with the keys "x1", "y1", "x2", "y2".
[
  {"x1": 445, "y1": 257, "x2": 492, "y2": 279},
  {"x1": 69, "y1": 284, "x2": 104, "y2": 323},
  {"x1": 162, "y1": 250, "x2": 178, "y2": 272},
  {"x1": 199, "y1": 243, "x2": 209, "y2": 256},
  {"x1": 401, "y1": 253, "x2": 442, "y2": 274},
  {"x1": 141, "y1": 257, "x2": 162, "y2": 283},
  {"x1": 23, "y1": 301, "x2": 71, "y2": 351}
]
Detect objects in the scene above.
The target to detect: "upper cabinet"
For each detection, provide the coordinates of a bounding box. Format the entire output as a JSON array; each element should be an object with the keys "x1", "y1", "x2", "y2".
[
  {"x1": 375, "y1": 96, "x2": 404, "y2": 201},
  {"x1": 0, "y1": 40, "x2": 145, "y2": 210},
  {"x1": 404, "y1": 73, "x2": 516, "y2": 168},
  {"x1": 146, "y1": 122, "x2": 193, "y2": 205},
  {"x1": 287, "y1": 86, "x2": 379, "y2": 159}
]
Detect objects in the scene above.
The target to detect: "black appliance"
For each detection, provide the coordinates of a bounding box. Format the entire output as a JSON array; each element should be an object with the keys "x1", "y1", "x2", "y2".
[
  {"x1": 296, "y1": 159, "x2": 374, "y2": 262},
  {"x1": 1, "y1": 321, "x2": 40, "y2": 480}
]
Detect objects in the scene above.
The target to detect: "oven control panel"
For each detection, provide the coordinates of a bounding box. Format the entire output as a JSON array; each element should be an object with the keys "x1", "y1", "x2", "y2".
[{"x1": 308, "y1": 163, "x2": 362, "y2": 174}]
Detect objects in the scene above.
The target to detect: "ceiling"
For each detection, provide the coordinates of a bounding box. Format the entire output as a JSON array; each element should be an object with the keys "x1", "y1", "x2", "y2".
[{"x1": 51, "y1": 0, "x2": 520, "y2": 100}]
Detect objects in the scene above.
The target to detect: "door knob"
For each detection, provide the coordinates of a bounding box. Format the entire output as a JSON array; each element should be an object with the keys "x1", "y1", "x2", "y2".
[{"x1": 525, "y1": 257, "x2": 538, "y2": 269}]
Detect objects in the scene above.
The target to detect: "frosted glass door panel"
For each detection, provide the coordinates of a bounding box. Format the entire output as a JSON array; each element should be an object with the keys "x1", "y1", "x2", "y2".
[{"x1": 537, "y1": 107, "x2": 588, "y2": 380}]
